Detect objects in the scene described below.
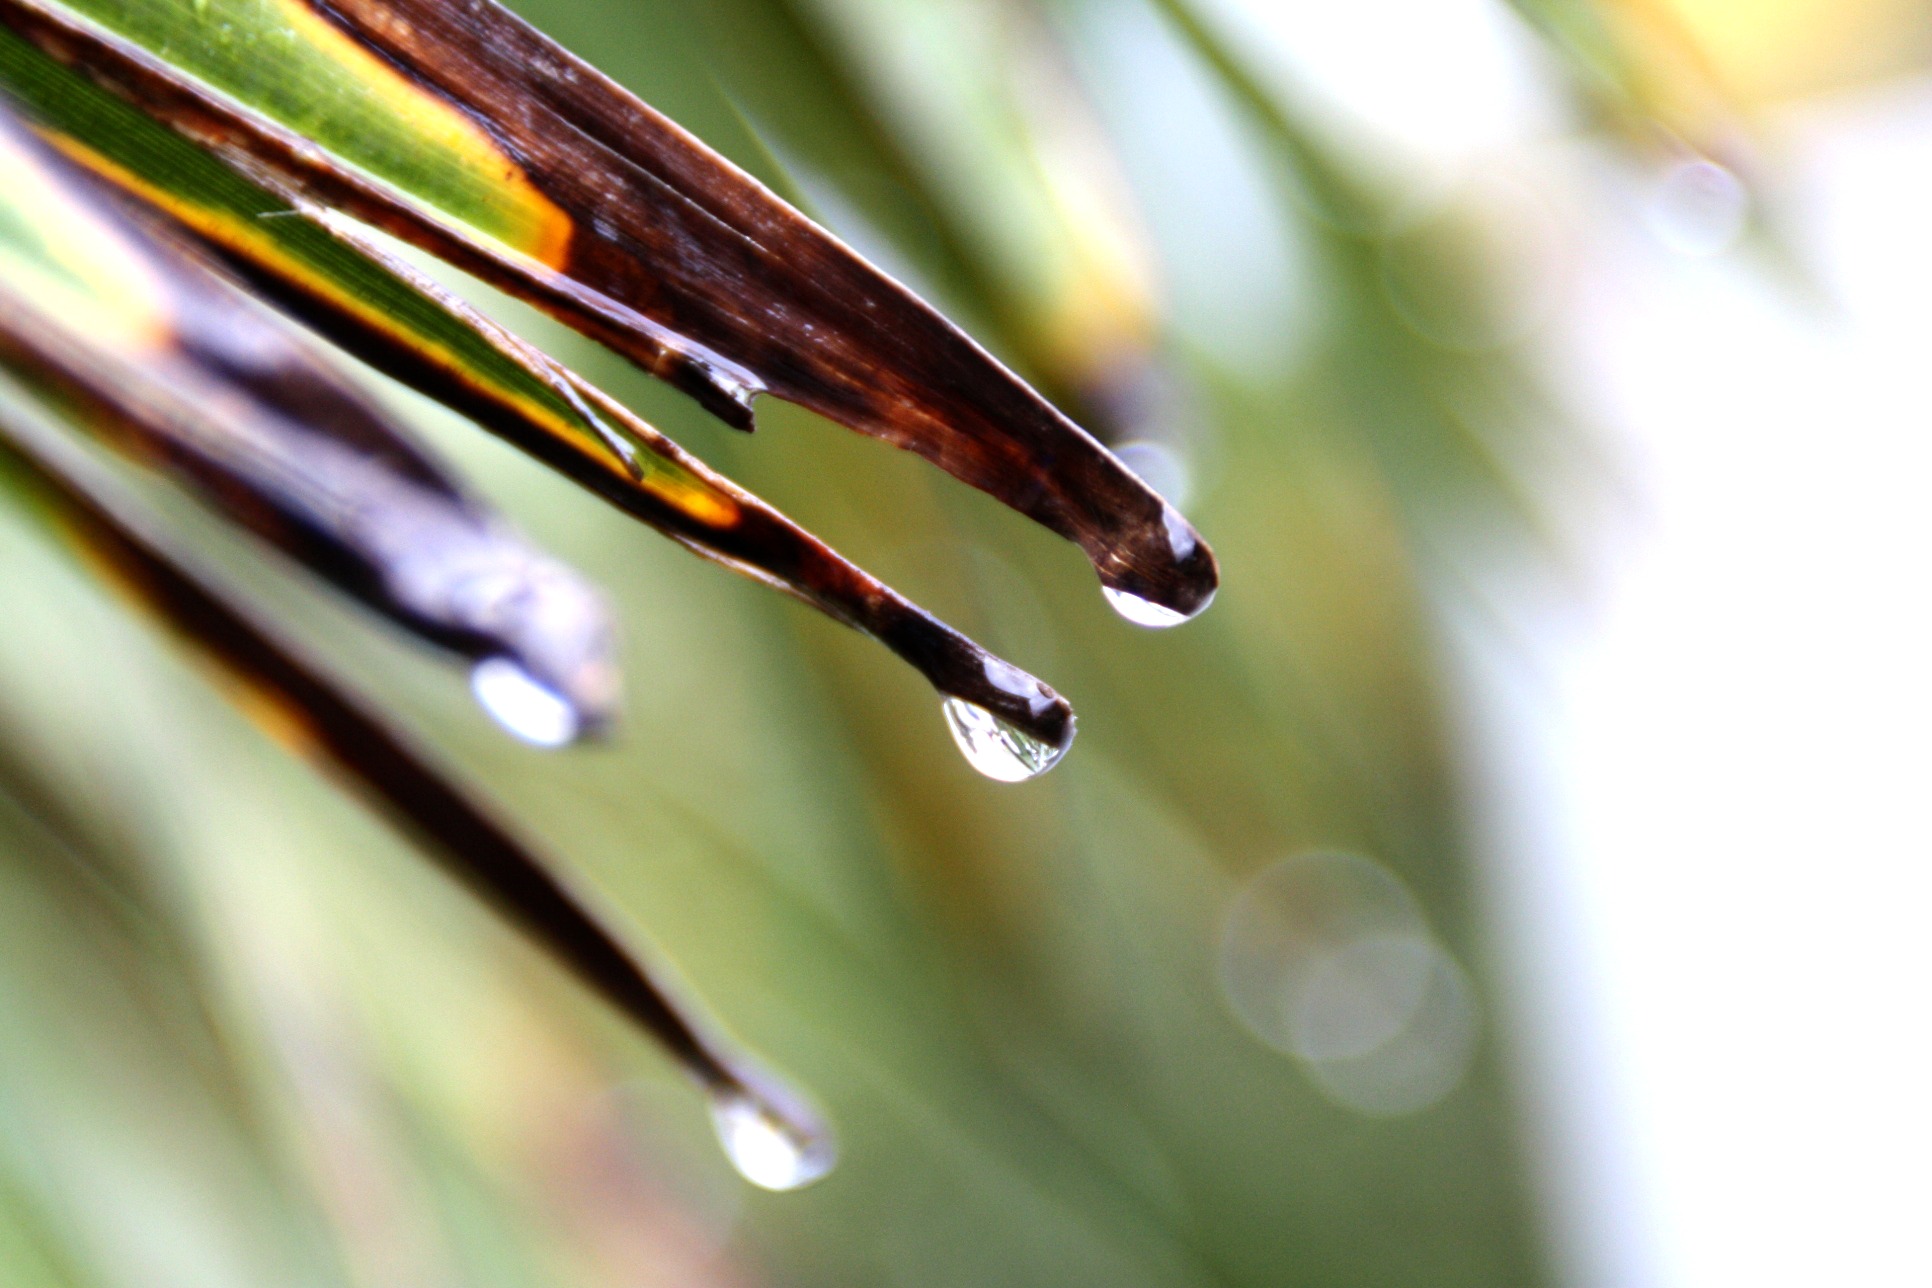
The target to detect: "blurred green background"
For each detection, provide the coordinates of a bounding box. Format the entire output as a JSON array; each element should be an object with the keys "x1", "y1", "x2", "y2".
[{"x1": 4, "y1": 0, "x2": 1914, "y2": 1284}]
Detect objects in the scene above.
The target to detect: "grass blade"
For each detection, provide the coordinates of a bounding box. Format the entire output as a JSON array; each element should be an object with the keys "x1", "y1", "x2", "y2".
[
  {"x1": 0, "y1": 93, "x2": 622, "y2": 735},
  {"x1": 0, "y1": 32, "x2": 1077, "y2": 754},
  {"x1": 0, "y1": 0, "x2": 1217, "y2": 621},
  {"x1": 0, "y1": 387, "x2": 830, "y2": 1180}
]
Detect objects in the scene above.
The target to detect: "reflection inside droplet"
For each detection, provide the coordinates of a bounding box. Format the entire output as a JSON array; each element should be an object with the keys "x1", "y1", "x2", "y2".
[
  {"x1": 1102, "y1": 585, "x2": 1195, "y2": 628},
  {"x1": 470, "y1": 657, "x2": 581, "y2": 747},
  {"x1": 941, "y1": 698, "x2": 1068, "y2": 782},
  {"x1": 708, "y1": 1088, "x2": 836, "y2": 1191}
]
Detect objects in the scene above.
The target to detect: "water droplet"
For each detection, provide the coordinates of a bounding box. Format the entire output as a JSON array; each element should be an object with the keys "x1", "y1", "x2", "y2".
[
  {"x1": 1101, "y1": 503, "x2": 1216, "y2": 627},
  {"x1": 470, "y1": 657, "x2": 581, "y2": 747},
  {"x1": 1645, "y1": 158, "x2": 1749, "y2": 258},
  {"x1": 942, "y1": 698, "x2": 1069, "y2": 782},
  {"x1": 709, "y1": 1088, "x2": 836, "y2": 1191},
  {"x1": 1102, "y1": 586, "x2": 1195, "y2": 628}
]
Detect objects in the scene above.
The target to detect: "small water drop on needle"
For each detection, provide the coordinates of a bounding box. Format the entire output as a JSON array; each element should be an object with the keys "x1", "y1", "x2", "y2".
[
  {"x1": 1101, "y1": 585, "x2": 1205, "y2": 629},
  {"x1": 470, "y1": 657, "x2": 581, "y2": 747},
  {"x1": 1100, "y1": 501, "x2": 1216, "y2": 627},
  {"x1": 941, "y1": 698, "x2": 1067, "y2": 782},
  {"x1": 1645, "y1": 158, "x2": 1749, "y2": 257},
  {"x1": 709, "y1": 1089, "x2": 836, "y2": 1191}
]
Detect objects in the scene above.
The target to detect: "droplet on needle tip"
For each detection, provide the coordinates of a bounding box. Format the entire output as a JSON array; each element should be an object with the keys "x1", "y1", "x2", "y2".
[
  {"x1": 708, "y1": 1087, "x2": 836, "y2": 1191},
  {"x1": 942, "y1": 697, "x2": 1069, "y2": 782},
  {"x1": 471, "y1": 656, "x2": 582, "y2": 747},
  {"x1": 1099, "y1": 501, "x2": 1217, "y2": 628}
]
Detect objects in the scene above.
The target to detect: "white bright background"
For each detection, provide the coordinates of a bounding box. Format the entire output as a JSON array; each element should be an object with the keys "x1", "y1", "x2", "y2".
[{"x1": 1213, "y1": 1, "x2": 1932, "y2": 1284}]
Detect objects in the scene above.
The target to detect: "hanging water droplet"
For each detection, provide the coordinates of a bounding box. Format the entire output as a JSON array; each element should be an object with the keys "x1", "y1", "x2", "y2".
[
  {"x1": 1101, "y1": 501, "x2": 1216, "y2": 627},
  {"x1": 709, "y1": 1088, "x2": 836, "y2": 1191},
  {"x1": 941, "y1": 698, "x2": 1068, "y2": 782},
  {"x1": 470, "y1": 656, "x2": 581, "y2": 747},
  {"x1": 1102, "y1": 585, "x2": 1199, "y2": 628},
  {"x1": 1644, "y1": 157, "x2": 1749, "y2": 258}
]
